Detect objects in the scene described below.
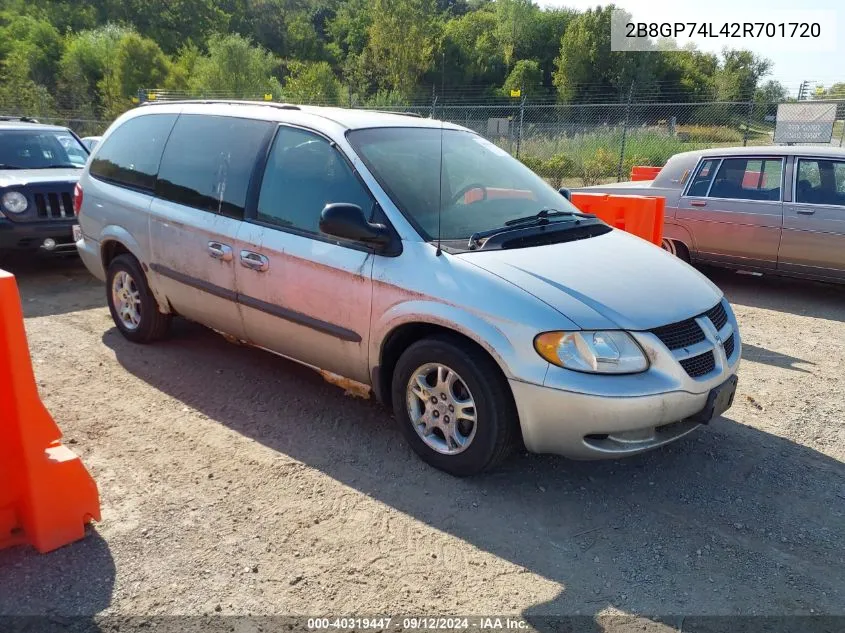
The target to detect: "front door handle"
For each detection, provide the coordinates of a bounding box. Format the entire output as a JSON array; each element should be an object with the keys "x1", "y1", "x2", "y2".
[
  {"x1": 690, "y1": 200, "x2": 707, "y2": 207},
  {"x1": 793, "y1": 208, "x2": 816, "y2": 215},
  {"x1": 208, "y1": 241, "x2": 233, "y2": 262},
  {"x1": 240, "y1": 250, "x2": 270, "y2": 272}
]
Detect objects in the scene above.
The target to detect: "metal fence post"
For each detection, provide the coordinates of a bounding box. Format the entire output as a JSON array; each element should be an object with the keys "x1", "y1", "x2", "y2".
[
  {"x1": 839, "y1": 109, "x2": 845, "y2": 147},
  {"x1": 516, "y1": 91, "x2": 525, "y2": 159},
  {"x1": 616, "y1": 82, "x2": 634, "y2": 182},
  {"x1": 431, "y1": 85, "x2": 437, "y2": 119},
  {"x1": 742, "y1": 100, "x2": 754, "y2": 146}
]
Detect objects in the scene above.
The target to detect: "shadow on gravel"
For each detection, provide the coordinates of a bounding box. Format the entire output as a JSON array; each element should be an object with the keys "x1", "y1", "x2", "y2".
[
  {"x1": 104, "y1": 319, "x2": 845, "y2": 627},
  {"x1": 0, "y1": 529, "x2": 115, "y2": 618},
  {"x1": 703, "y1": 266, "x2": 845, "y2": 322},
  {"x1": 1, "y1": 255, "x2": 105, "y2": 318},
  {"x1": 739, "y1": 343, "x2": 816, "y2": 374}
]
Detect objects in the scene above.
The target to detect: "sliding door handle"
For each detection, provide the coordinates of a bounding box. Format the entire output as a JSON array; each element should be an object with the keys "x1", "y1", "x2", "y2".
[
  {"x1": 240, "y1": 250, "x2": 270, "y2": 272},
  {"x1": 208, "y1": 241, "x2": 233, "y2": 261}
]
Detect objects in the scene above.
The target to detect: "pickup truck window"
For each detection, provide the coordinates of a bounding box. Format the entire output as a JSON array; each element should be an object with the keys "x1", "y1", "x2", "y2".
[
  {"x1": 708, "y1": 157, "x2": 782, "y2": 202},
  {"x1": 796, "y1": 159, "x2": 845, "y2": 207}
]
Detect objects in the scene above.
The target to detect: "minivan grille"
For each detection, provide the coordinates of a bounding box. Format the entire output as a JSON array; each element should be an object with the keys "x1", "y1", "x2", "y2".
[
  {"x1": 34, "y1": 190, "x2": 74, "y2": 219},
  {"x1": 705, "y1": 301, "x2": 728, "y2": 331},
  {"x1": 679, "y1": 351, "x2": 716, "y2": 378},
  {"x1": 649, "y1": 299, "x2": 734, "y2": 379},
  {"x1": 723, "y1": 333, "x2": 735, "y2": 359},
  {"x1": 650, "y1": 318, "x2": 705, "y2": 351}
]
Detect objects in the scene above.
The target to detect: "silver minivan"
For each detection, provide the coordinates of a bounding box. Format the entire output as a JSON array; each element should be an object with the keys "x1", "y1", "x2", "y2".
[{"x1": 75, "y1": 101, "x2": 741, "y2": 476}]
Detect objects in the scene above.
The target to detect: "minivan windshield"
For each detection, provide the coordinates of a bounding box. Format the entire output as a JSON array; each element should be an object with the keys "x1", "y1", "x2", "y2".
[
  {"x1": 0, "y1": 129, "x2": 88, "y2": 169},
  {"x1": 347, "y1": 127, "x2": 580, "y2": 241}
]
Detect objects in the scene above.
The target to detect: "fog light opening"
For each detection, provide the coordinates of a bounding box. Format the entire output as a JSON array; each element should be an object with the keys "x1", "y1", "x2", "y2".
[{"x1": 42, "y1": 238, "x2": 57, "y2": 251}]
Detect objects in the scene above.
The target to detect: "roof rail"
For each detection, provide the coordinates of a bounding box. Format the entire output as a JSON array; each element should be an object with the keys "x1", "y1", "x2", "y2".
[
  {"x1": 139, "y1": 99, "x2": 301, "y2": 111},
  {"x1": 0, "y1": 116, "x2": 40, "y2": 123},
  {"x1": 361, "y1": 109, "x2": 423, "y2": 118}
]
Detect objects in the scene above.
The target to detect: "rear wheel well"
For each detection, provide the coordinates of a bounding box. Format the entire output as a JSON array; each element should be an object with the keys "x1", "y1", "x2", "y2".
[
  {"x1": 101, "y1": 240, "x2": 132, "y2": 270},
  {"x1": 377, "y1": 323, "x2": 509, "y2": 407}
]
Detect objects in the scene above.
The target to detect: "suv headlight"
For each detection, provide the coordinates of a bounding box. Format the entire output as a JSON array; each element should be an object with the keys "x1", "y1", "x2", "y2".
[
  {"x1": 2, "y1": 191, "x2": 28, "y2": 214},
  {"x1": 534, "y1": 331, "x2": 648, "y2": 374}
]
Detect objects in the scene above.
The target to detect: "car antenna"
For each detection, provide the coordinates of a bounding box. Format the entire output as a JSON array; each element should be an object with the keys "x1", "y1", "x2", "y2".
[{"x1": 436, "y1": 117, "x2": 444, "y2": 257}]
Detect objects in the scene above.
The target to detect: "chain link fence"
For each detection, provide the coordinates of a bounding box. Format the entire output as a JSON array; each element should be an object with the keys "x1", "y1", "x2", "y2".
[{"x1": 6, "y1": 90, "x2": 845, "y2": 186}]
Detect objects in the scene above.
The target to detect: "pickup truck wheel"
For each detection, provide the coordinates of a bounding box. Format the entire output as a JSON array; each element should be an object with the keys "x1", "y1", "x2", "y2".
[
  {"x1": 106, "y1": 254, "x2": 171, "y2": 343},
  {"x1": 392, "y1": 336, "x2": 517, "y2": 476}
]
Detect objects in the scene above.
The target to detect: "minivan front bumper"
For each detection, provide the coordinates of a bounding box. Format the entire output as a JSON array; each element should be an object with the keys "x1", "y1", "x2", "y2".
[
  {"x1": 510, "y1": 313, "x2": 741, "y2": 459},
  {"x1": 510, "y1": 378, "x2": 728, "y2": 458}
]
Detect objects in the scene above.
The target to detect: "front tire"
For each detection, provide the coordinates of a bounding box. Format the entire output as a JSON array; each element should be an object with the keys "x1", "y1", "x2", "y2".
[
  {"x1": 391, "y1": 335, "x2": 518, "y2": 476},
  {"x1": 106, "y1": 254, "x2": 171, "y2": 343}
]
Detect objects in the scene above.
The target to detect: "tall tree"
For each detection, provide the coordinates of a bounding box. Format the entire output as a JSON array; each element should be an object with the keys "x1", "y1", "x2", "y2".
[
  {"x1": 190, "y1": 33, "x2": 282, "y2": 97},
  {"x1": 716, "y1": 50, "x2": 771, "y2": 101},
  {"x1": 495, "y1": 0, "x2": 535, "y2": 69},
  {"x1": 366, "y1": 0, "x2": 439, "y2": 96}
]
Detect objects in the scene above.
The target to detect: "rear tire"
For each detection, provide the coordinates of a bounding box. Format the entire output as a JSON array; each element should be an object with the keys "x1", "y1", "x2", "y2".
[
  {"x1": 106, "y1": 254, "x2": 171, "y2": 343},
  {"x1": 391, "y1": 335, "x2": 518, "y2": 476}
]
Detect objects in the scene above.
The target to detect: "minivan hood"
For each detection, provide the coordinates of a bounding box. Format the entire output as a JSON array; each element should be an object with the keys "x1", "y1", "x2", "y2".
[
  {"x1": 0, "y1": 168, "x2": 82, "y2": 189},
  {"x1": 457, "y1": 229, "x2": 722, "y2": 330}
]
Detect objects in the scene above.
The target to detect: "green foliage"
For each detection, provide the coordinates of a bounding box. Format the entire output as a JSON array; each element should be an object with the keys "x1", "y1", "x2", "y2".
[
  {"x1": 0, "y1": 0, "x2": 779, "y2": 122},
  {"x1": 366, "y1": 0, "x2": 439, "y2": 96},
  {"x1": 284, "y1": 61, "x2": 342, "y2": 104},
  {"x1": 190, "y1": 34, "x2": 282, "y2": 97},
  {"x1": 104, "y1": 32, "x2": 171, "y2": 117},
  {"x1": 716, "y1": 50, "x2": 771, "y2": 101},
  {"x1": 442, "y1": 10, "x2": 502, "y2": 86},
  {"x1": 502, "y1": 59, "x2": 541, "y2": 95}
]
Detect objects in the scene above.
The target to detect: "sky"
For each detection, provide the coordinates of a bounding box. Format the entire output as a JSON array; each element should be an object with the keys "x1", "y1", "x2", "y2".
[{"x1": 537, "y1": 0, "x2": 844, "y2": 94}]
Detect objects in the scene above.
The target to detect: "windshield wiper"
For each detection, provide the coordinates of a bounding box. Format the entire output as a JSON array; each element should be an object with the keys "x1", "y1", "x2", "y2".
[
  {"x1": 504, "y1": 208, "x2": 578, "y2": 227},
  {"x1": 0, "y1": 164, "x2": 23, "y2": 169},
  {"x1": 38, "y1": 163, "x2": 83, "y2": 169},
  {"x1": 468, "y1": 208, "x2": 588, "y2": 250}
]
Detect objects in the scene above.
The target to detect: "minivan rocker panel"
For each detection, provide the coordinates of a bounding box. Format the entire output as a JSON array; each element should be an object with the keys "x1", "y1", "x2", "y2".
[{"x1": 75, "y1": 102, "x2": 740, "y2": 476}]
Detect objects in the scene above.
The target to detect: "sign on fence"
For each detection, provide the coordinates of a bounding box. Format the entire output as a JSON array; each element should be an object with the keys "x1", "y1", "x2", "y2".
[
  {"x1": 487, "y1": 118, "x2": 510, "y2": 136},
  {"x1": 774, "y1": 103, "x2": 836, "y2": 144}
]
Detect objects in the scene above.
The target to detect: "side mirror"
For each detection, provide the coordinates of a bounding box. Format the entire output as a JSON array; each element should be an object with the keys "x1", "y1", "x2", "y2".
[
  {"x1": 558, "y1": 187, "x2": 572, "y2": 201},
  {"x1": 319, "y1": 203, "x2": 391, "y2": 249}
]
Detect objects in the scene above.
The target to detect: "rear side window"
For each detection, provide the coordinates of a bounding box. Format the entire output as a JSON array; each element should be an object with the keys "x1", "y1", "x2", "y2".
[
  {"x1": 90, "y1": 114, "x2": 177, "y2": 190},
  {"x1": 796, "y1": 159, "x2": 845, "y2": 206},
  {"x1": 708, "y1": 157, "x2": 783, "y2": 201},
  {"x1": 155, "y1": 115, "x2": 272, "y2": 219},
  {"x1": 686, "y1": 159, "x2": 719, "y2": 197}
]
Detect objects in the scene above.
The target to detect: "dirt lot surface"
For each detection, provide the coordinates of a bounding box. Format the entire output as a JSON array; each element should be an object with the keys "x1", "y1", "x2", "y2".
[{"x1": 1, "y1": 256, "x2": 844, "y2": 630}]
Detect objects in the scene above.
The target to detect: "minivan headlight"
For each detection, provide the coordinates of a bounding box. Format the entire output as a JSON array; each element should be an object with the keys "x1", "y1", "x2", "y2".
[
  {"x1": 2, "y1": 191, "x2": 28, "y2": 214},
  {"x1": 534, "y1": 331, "x2": 648, "y2": 374}
]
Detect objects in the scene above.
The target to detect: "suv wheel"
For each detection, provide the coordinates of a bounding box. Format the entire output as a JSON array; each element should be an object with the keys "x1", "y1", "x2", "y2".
[
  {"x1": 392, "y1": 336, "x2": 517, "y2": 476},
  {"x1": 106, "y1": 254, "x2": 171, "y2": 343}
]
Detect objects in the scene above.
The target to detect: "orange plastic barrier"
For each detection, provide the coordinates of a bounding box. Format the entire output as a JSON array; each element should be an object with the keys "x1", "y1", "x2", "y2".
[
  {"x1": 464, "y1": 187, "x2": 536, "y2": 204},
  {"x1": 630, "y1": 165, "x2": 662, "y2": 181},
  {"x1": 570, "y1": 192, "x2": 665, "y2": 246},
  {"x1": 742, "y1": 170, "x2": 767, "y2": 188},
  {"x1": 0, "y1": 269, "x2": 100, "y2": 553}
]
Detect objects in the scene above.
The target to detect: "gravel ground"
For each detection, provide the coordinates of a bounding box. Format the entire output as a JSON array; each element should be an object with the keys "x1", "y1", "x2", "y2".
[{"x1": 0, "y1": 256, "x2": 843, "y2": 630}]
